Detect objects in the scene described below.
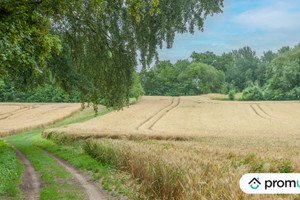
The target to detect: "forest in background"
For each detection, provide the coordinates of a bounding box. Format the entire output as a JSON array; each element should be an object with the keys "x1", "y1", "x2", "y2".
[
  {"x1": 1, "y1": 44, "x2": 299, "y2": 102},
  {"x1": 141, "y1": 44, "x2": 300, "y2": 100}
]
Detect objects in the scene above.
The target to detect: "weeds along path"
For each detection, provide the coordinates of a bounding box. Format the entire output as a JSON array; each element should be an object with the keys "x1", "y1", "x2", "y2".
[
  {"x1": 137, "y1": 97, "x2": 181, "y2": 130},
  {"x1": 12, "y1": 146, "x2": 41, "y2": 200},
  {"x1": 40, "y1": 148, "x2": 109, "y2": 200}
]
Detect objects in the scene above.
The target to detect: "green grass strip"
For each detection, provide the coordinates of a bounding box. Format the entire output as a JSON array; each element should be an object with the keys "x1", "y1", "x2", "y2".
[
  {"x1": 5, "y1": 130, "x2": 84, "y2": 200},
  {"x1": 0, "y1": 139, "x2": 24, "y2": 198},
  {"x1": 3, "y1": 107, "x2": 131, "y2": 199}
]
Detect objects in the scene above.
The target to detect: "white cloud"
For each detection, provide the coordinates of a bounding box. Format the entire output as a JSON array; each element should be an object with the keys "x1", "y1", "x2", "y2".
[{"x1": 233, "y1": 1, "x2": 300, "y2": 30}]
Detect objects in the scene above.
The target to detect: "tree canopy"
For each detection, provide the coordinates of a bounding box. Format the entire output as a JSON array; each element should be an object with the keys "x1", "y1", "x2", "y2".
[{"x1": 1, "y1": 0, "x2": 224, "y2": 109}]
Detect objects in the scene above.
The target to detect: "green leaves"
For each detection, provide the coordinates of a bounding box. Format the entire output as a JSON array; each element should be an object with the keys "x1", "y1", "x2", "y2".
[{"x1": 1, "y1": 0, "x2": 224, "y2": 109}]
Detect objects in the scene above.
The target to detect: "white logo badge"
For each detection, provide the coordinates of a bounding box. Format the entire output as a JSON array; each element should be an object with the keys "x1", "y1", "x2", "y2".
[{"x1": 240, "y1": 173, "x2": 300, "y2": 194}]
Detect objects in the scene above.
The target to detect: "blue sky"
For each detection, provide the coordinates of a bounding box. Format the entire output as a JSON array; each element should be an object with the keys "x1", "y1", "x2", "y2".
[{"x1": 158, "y1": 0, "x2": 300, "y2": 63}]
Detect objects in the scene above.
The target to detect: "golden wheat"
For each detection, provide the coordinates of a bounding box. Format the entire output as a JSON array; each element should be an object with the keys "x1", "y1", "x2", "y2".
[
  {"x1": 0, "y1": 103, "x2": 82, "y2": 137},
  {"x1": 45, "y1": 95, "x2": 300, "y2": 141}
]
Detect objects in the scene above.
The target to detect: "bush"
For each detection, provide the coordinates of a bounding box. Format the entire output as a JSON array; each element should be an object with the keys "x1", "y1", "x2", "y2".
[
  {"x1": 228, "y1": 90, "x2": 236, "y2": 100},
  {"x1": 288, "y1": 87, "x2": 300, "y2": 100},
  {"x1": 242, "y1": 85, "x2": 264, "y2": 100},
  {"x1": 220, "y1": 83, "x2": 229, "y2": 94},
  {"x1": 264, "y1": 88, "x2": 285, "y2": 100}
]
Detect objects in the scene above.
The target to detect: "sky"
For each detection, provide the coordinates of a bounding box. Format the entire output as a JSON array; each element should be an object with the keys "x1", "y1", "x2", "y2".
[{"x1": 157, "y1": 0, "x2": 300, "y2": 63}]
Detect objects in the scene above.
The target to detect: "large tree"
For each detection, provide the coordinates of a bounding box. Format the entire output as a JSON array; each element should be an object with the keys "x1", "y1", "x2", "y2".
[
  {"x1": 229, "y1": 46, "x2": 259, "y2": 90},
  {"x1": 265, "y1": 45, "x2": 300, "y2": 99},
  {"x1": 1, "y1": 0, "x2": 224, "y2": 109}
]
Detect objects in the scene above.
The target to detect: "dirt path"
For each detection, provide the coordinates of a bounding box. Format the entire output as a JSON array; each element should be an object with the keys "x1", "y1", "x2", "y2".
[
  {"x1": 13, "y1": 146, "x2": 41, "y2": 200},
  {"x1": 40, "y1": 148, "x2": 111, "y2": 200}
]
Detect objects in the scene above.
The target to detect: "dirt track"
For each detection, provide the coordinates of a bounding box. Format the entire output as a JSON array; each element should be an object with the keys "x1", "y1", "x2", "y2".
[
  {"x1": 13, "y1": 146, "x2": 41, "y2": 200},
  {"x1": 44, "y1": 95, "x2": 300, "y2": 140},
  {"x1": 40, "y1": 149, "x2": 111, "y2": 200}
]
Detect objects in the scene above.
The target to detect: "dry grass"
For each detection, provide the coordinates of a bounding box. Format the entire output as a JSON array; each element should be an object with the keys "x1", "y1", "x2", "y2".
[{"x1": 0, "y1": 103, "x2": 84, "y2": 137}]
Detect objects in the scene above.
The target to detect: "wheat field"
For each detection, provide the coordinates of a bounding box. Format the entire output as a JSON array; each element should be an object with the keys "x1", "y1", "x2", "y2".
[
  {"x1": 0, "y1": 103, "x2": 81, "y2": 137},
  {"x1": 42, "y1": 95, "x2": 300, "y2": 199},
  {"x1": 45, "y1": 94, "x2": 300, "y2": 140}
]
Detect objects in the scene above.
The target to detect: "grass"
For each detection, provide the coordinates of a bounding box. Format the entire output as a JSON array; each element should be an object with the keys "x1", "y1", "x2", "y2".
[
  {"x1": 211, "y1": 97, "x2": 242, "y2": 101},
  {"x1": 0, "y1": 139, "x2": 24, "y2": 198},
  {"x1": 5, "y1": 130, "x2": 85, "y2": 200},
  {"x1": 2, "y1": 107, "x2": 135, "y2": 199}
]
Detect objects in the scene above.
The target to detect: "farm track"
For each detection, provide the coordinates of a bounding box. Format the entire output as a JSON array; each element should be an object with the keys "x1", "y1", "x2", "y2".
[
  {"x1": 13, "y1": 146, "x2": 41, "y2": 200},
  {"x1": 257, "y1": 104, "x2": 272, "y2": 117},
  {"x1": 136, "y1": 97, "x2": 175, "y2": 130},
  {"x1": 250, "y1": 104, "x2": 268, "y2": 120},
  {"x1": 149, "y1": 97, "x2": 181, "y2": 130},
  {"x1": 40, "y1": 148, "x2": 109, "y2": 200}
]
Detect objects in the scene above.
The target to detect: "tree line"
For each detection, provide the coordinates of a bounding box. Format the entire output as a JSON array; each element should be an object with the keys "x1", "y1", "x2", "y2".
[{"x1": 140, "y1": 44, "x2": 300, "y2": 100}]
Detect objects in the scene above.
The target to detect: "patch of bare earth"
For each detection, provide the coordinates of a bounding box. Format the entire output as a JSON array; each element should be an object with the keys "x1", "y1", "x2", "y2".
[{"x1": 13, "y1": 146, "x2": 41, "y2": 200}]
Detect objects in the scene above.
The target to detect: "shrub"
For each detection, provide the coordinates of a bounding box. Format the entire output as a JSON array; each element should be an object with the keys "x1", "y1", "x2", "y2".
[
  {"x1": 228, "y1": 90, "x2": 236, "y2": 100},
  {"x1": 288, "y1": 87, "x2": 300, "y2": 100},
  {"x1": 242, "y1": 85, "x2": 264, "y2": 100},
  {"x1": 264, "y1": 88, "x2": 285, "y2": 100},
  {"x1": 220, "y1": 83, "x2": 229, "y2": 94}
]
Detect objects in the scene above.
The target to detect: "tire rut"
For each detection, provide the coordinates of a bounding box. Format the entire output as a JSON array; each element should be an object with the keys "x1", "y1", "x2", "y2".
[
  {"x1": 250, "y1": 104, "x2": 268, "y2": 120},
  {"x1": 12, "y1": 146, "x2": 41, "y2": 200},
  {"x1": 40, "y1": 148, "x2": 110, "y2": 200},
  {"x1": 136, "y1": 97, "x2": 175, "y2": 130},
  {"x1": 149, "y1": 97, "x2": 181, "y2": 130},
  {"x1": 257, "y1": 104, "x2": 272, "y2": 117}
]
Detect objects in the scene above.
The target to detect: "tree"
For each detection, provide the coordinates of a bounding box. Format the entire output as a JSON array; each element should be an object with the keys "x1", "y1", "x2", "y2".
[
  {"x1": 178, "y1": 62, "x2": 225, "y2": 94},
  {"x1": 51, "y1": 0, "x2": 224, "y2": 109},
  {"x1": 191, "y1": 51, "x2": 233, "y2": 72},
  {"x1": 230, "y1": 46, "x2": 259, "y2": 90},
  {"x1": 2, "y1": 0, "x2": 224, "y2": 108},
  {"x1": 0, "y1": 0, "x2": 160, "y2": 86},
  {"x1": 256, "y1": 50, "x2": 276, "y2": 86},
  {"x1": 265, "y1": 45, "x2": 300, "y2": 100},
  {"x1": 191, "y1": 51, "x2": 217, "y2": 66},
  {"x1": 129, "y1": 72, "x2": 145, "y2": 100}
]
